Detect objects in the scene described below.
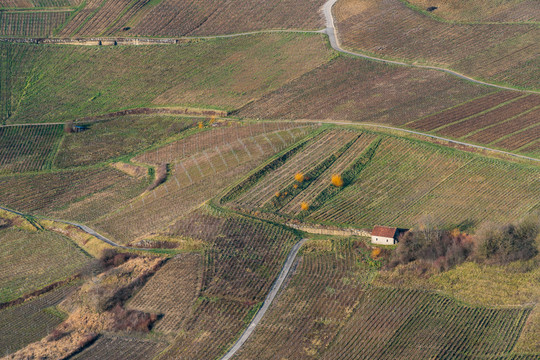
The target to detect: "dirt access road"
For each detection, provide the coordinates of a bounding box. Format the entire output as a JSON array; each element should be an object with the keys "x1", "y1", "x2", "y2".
[
  {"x1": 322, "y1": 0, "x2": 539, "y2": 94},
  {"x1": 219, "y1": 238, "x2": 307, "y2": 360}
]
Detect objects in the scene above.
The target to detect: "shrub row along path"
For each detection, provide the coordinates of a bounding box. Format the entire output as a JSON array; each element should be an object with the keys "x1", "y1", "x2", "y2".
[{"x1": 219, "y1": 238, "x2": 307, "y2": 360}]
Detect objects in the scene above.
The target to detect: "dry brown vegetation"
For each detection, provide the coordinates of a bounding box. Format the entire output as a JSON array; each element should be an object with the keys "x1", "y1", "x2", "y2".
[
  {"x1": 110, "y1": 162, "x2": 147, "y2": 177},
  {"x1": 5, "y1": 256, "x2": 164, "y2": 359}
]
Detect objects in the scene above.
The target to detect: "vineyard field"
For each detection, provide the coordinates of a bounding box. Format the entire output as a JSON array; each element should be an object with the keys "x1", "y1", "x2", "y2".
[
  {"x1": 404, "y1": 0, "x2": 540, "y2": 23},
  {"x1": 0, "y1": 167, "x2": 148, "y2": 222},
  {"x1": 0, "y1": 10, "x2": 71, "y2": 36},
  {"x1": 466, "y1": 107, "x2": 540, "y2": 145},
  {"x1": 238, "y1": 56, "x2": 491, "y2": 126},
  {"x1": 144, "y1": 208, "x2": 302, "y2": 359},
  {"x1": 91, "y1": 0, "x2": 327, "y2": 37},
  {"x1": 55, "y1": 115, "x2": 194, "y2": 168},
  {"x1": 70, "y1": 335, "x2": 166, "y2": 360},
  {"x1": 229, "y1": 129, "x2": 359, "y2": 210},
  {"x1": 438, "y1": 94, "x2": 540, "y2": 138},
  {"x1": 321, "y1": 287, "x2": 531, "y2": 359},
  {"x1": 127, "y1": 253, "x2": 203, "y2": 333},
  {"x1": 0, "y1": 43, "x2": 42, "y2": 124},
  {"x1": 0, "y1": 124, "x2": 63, "y2": 173},
  {"x1": 0, "y1": 284, "x2": 77, "y2": 356},
  {"x1": 1, "y1": 34, "x2": 332, "y2": 124},
  {"x1": 234, "y1": 237, "x2": 533, "y2": 359},
  {"x1": 234, "y1": 237, "x2": 374, "y2": 359},
  {"x1": 0, "y1": 0, "x2": 80, "y2": 8},
  {"x1": 94, "y1": 126, "x2": 312, "y2": 243},
  {"x1": 309, "y1": 135, "x2": 539, "y2": 228},
  {"x1": 407, "y1": 91, "x2": 523, "y2": 131},
  {"x1": 225, "y1": 128, "x2": 539, "y2": 229},
  {"x1": 0, "y1": 227, "x2": 90, "y2": 302},
  {"x1": 334, "y1": 0, "x2": 540, "y2": 89}
]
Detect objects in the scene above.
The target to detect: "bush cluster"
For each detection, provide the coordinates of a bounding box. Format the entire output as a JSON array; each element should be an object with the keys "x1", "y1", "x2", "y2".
[
  {"x1": 475, "y1": 217, "x2": 539, "y2": 264},
  {"x1": 389, "y1": 215, "x2": 540, "y2": 272}
]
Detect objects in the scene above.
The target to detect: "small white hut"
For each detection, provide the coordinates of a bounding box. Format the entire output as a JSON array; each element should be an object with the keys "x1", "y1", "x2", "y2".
[{"x1": 371, "y1": 226, "x2": 399, "y2": 245}]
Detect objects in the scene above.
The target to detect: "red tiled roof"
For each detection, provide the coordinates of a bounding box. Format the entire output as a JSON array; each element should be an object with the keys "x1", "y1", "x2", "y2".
[{"x1": 372, "y1": 226, "x2": 397, "y2": 238}]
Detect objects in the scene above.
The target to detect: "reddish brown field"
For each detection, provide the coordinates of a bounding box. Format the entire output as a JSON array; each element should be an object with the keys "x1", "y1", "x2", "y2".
[
  {"x1": 238, "y1": 57, "x2": 491, "y2": 126},
  {"x1": 492, "y1": 124, "x2": 540, "y2": 151},
  {"x1": 407, "y1": 91, "x2": 522, "y2": 131},
  {"x1": 437, "y1": 94, "x2": 540, "y2": 138},
  {"x1": 334, "y1": 0, "x2": 540, "y2": 89},
  {"x1": 59, "y1": 0, "x2": 326, "y2": 37},
  {"x1": 466, "y1": 107, "x2": 540, "y2": 144},
  {"x1": 124, "y1": 0, "x2": 326, "y2": 37},
  {"x1": 68, "y1": 0, "x2": 146, "y2": 36}
]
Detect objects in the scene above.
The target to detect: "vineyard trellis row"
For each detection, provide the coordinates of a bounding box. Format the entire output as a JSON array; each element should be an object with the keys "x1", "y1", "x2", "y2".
[
  {"x1": 0, "y1": 124, "x2": 63, "y2": 173},
  {"x1": 0, "y1": 11, "x2": 71, "y2": 36},
  {"x1": 94, "y1": 126, "x2": 313, "y2": 243}
]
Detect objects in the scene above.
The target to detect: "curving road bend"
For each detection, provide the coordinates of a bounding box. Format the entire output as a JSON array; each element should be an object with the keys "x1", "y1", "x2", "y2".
[
  {"x1": 219, "y1": 238, "x2": 307, "y2": 360},
  {"x1": 0, "y1": 205, "x2": 127, "y2": 248},
  {"x1": 322, "y1": 0, "x2": 539, "y2": 94}
]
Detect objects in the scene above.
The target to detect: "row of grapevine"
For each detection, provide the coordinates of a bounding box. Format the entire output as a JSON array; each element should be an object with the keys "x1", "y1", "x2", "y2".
[
  {"x1": 322, "y1": 287, "x2": 530, "y2": 359},
  {"x1": 230, "y1": 129, "x2": 358, "y2": 210},
  {"x1": 0, "y1": 227, "x2": 91, "y2": 303},
  {"x1": 71, "y1": 335, "x2": 166, "y2": 360},
  {"x1": 0, "y1": 10, "x2": 70, "y2": 36},
  {"x1": 0, "y1": 124, "x2": 63, "y2": 173},
  {"x1": 94, "y1": 127, "x2": 312, "y2": 243},
  {"x1": 0, "y1": 283, "x2": 78, "y2": 356}
]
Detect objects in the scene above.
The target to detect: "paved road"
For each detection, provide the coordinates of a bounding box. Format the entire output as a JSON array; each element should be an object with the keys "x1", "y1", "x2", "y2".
[
  {"x1": 0, "y1": 205, "x2": 127, "y2": 248},
  {"x1": 321, "y1": 0, "x2": 539, "y2": 94},
  {"x1": 219, "y1": 238, "x2": 307, "y2": 360}
]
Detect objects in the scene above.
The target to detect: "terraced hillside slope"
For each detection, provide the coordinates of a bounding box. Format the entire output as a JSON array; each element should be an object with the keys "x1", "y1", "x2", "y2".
[
  {"x1": 0, "y1": 34, "x2": 332, "y2": 124},
  {"x1": 232, "y1": 237, "x2": 535, "y2": 359},
  {"x1": 57, "y1": 0, "x2": 326, "y2": 37},
  {"x1": 224, "y1": 128, "x2": 540, "y2": 230},
  {"x1": 334, "y1": 0, "x2": 540, "y2": 89}
]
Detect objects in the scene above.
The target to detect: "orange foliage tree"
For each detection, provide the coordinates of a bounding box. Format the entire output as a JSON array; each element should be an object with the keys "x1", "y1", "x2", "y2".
[
  {"x1": 331, "y1": 174, "x2": 344, "y2": 187},
  {"x1": 295, "y1": 172, "x2": 305, "y2": 183},
  {"x1": 301, "y1": 202, "x2": 309, "y2": 211}
]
